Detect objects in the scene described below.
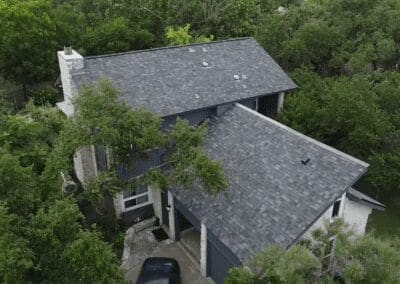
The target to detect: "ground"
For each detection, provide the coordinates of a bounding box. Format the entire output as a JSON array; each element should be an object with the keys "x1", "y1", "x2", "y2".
[
  {"x1": 366, "y1": 189, "x2": 400, "y2": 238},
  {"x1": 123, "y1": 223, "x2": 213, "y2": 284},
  {"x1": 358, "y1": 181, "x2": 400, "y2": 238}
]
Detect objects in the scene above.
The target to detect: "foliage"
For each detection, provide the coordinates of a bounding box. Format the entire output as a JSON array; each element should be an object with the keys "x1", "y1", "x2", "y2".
[
  {"x1": 279, "y1": 69, "x2": 400, "y2": 192},
  {"x1": 227, "y1": 220, "x2": 400, "y2": 283},
  {"x1": 168, "y1": 118, "x2": 228, "y2": 194},
  {"x1": 0, "y1": 104, "x2": 65, "y2": 175},
  {"x1": 166, "y1": 24, "x2": 214, "y2": 46},
  {"x1": 0, "y1": 0, "x2": 57, "y2": 89},
  {"x1": 341, "y1": 235, "x2": 400, "y2": 283},
  {"x1": 28, "y1": 198, "x2": 124, "y2": 282},
  {"x1": 73, "y1": 80, "x2": 165, "y2": 160},
  {"x1": 255, "y1": 0, "x2": 400, "y2": 74},
  {"x1": 257, "y1": 245, "x2": 321, "y2": 283},
  {"x1": 29, "y1": 85, "x2": 60, "y2": 106},
  {"x1": 0, "y1": 148, "x2": 40, "y2": 217},
  {"x1": 53, "y1": 80, "x2": 228, "y2": 197},
  {"x1": 227, "y1": 245, "x2": 321, "y2": 283},
  {"x1": 225, "y1": 267, "x2": 255, "y2": 284},
  {"x1": 0, "y1": 204, "x2": 33, "y2": 283},
  {"x1": 63, "y1": 229, "x2": 124, "y2": 283},
  {"x1": 82, "y1": 17, "x2": 155, "y2": 55}
]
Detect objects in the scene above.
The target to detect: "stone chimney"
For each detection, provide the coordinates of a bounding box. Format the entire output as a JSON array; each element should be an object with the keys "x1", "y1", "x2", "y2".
[{"x1": 56, "y1": 47, "x2": 84, "y2": 117}]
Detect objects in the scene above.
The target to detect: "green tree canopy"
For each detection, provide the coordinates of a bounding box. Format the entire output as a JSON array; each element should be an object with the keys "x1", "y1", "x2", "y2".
[
  {"x1": 48, "y1": 80, "x2": 228, "y2": 200},
  {"x1": 0, "y1": 0, "x2": 57, "y2": 89},
  {"x1": 28, "y1": 199, "x2": 123, "y2": 282},
  {"x1": 0, "y1": 204, "x2": 33, "y2": 283},
  {"x1": 227, "y1": 220, "x2": 400, "y2": 283}
]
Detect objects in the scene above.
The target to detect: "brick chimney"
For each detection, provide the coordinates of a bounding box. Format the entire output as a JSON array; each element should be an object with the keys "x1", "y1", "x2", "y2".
[{"x1": 56, "y1": 47, "x2": 84, "y2": 117}]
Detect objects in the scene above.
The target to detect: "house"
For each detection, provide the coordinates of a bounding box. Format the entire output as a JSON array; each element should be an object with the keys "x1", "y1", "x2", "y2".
[{"x1": 56, "y1": 38, "x2": 384, "y2": 284}]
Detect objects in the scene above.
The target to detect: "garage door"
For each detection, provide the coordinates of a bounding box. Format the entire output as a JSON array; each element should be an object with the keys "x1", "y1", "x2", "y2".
[{"x1": 208, "y1": 241, "x2": 234, "y2": 284}]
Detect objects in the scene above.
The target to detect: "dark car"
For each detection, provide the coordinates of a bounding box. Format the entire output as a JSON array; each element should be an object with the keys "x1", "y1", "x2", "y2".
[{"x1": 136, "y1": 257, "x2": 181, "y2": 284}]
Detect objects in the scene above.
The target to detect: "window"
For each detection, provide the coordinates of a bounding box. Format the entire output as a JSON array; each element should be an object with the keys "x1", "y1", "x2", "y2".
[
  {"x1": 95, "y1": 145, "x2": 108, "y2": 172},
  {"x1": 121, "y1": 182, "x2": 152, "y2": 212},
  {"x1": 332, "y1": 200, "x2": 341, "y2": 218}
]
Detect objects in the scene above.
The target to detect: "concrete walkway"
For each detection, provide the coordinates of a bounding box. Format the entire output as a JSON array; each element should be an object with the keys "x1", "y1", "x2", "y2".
[{"x1": 123, "y1": 225, "x2": 213, "y2": 284}]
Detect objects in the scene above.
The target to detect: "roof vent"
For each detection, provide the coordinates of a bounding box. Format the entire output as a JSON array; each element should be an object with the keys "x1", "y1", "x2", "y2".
[
  {"x1": 202, "y1": 61, "x2": 209, "y2": 67},
  {"x1": 194, "y1": 94, "x2": 200, "y2": 99},
  {"x1": 301, "y1": 158, "x2": 310, "y2": 165},
  {"x1": 189, "y1": 48, "x2": 195, "y2": 53},
  {"x1": 233, "y1": 74, "x2": 240, "y2": 80}
]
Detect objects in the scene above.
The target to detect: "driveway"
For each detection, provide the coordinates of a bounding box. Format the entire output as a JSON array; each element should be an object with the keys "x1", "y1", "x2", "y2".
[{"x1": 124, "y1": 226, "x2": 213, "y2": 284}]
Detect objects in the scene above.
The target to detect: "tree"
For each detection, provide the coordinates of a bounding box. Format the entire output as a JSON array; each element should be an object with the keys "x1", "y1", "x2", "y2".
[
  {"x1": 166, "y1": 24, "x2": 213, "y2": 46},
  {"x1": 279, "y1": 69, "x2": 400, "y2": 194},
  {"x1": 0, "y1": 0, "x2": 57, "y2": 92},
  {"x1": 0, "y1": 148, "x2": 40, "y2": 217},
  {"x1": 82, "y1": 17, "x2": 155, "y2": 55},
  {"x1": 0, "y1": 204, "x2": 33, "y2": 283},
  {"x1": 342, "y1": 235, "x2": 400, "y2": 283},
  {"x1": 46, "y1": 80, "x2": 227, "y2": 214},
  {"x1": 226, "y1": 245, "x2": 321, "y2": 283},
  {"x1": 227, "y1": 220, "x2": 400, "y2": 283},
  {"x1": 63, "y1": 230, "x2": 124, "y2": 283},
  {"x1": 0, "y1": 102, "x2": 66, "y2": 206},
  {"x1": 28, "y1": 199, "x2": 124, "y2": 282}
]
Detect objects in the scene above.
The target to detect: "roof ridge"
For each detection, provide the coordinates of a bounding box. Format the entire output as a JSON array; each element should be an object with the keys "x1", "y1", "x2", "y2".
[
  {"x1": 84, "y1": 37, "x2": 254, "y2": 60},
  {"x1": 234, "y1": 103, "x2": 369, "y2": 168}
]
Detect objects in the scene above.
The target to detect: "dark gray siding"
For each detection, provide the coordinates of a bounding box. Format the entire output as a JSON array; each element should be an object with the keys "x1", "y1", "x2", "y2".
[
  {"x1": 208, "y1": 241, "x2": 235, "y2": 284},
  {"x1": 258, "y1": 93, "x2": 278, "y2": 117},
  {"x1": 174, "y1": 197, "x2": 201, "y2": 231},
  {"x1": 121, "y1": 204, "x2": 154, "y2": 226},
  {"x1": 239, "y1": 98, "x2": 257, "y2": 110},
  {"x1": 163, "y1": 108, "x2": 216, "y2": 130},
  {"x1": 175, "y1": 196, "x2": 241, "y2": 284}
]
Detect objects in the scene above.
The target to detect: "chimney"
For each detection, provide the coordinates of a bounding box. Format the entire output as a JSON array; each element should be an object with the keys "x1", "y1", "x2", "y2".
[
  {"x1": 56, "y1": 47, "x2": 84, "y2": 117},
  {"x1": 64, "y1": 46, "x2": 73, "y2": 55}
]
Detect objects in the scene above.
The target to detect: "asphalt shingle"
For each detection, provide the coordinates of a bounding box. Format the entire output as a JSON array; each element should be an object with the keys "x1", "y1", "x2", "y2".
[
  {"x1": 172, "y1": 103, "x2": 368, "y2": 261},
  {"x1": 71, "y1": 38, "x2": 297, "y2": 117}
]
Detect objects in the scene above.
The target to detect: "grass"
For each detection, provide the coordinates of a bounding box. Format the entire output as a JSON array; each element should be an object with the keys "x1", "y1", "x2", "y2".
[{"x1": 359, "y1": 183, "x2": 400, "y2": 238}]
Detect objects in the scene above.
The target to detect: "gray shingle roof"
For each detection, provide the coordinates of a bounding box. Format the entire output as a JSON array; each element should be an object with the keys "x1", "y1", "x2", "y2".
[
  {"x1": 72, "y1": 38, "x2": 297, "y2": 117},
  {"x1": 347, "y1": 188, "x2": 385, "y2": 211},
  {"x1": 171, "y1": 103, "x2": 368, "y2": 261}
]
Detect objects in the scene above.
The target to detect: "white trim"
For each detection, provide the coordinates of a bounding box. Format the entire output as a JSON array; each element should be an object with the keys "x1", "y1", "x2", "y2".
[
  {"x1": 277, "y1": 92, "x2": 285, "y2": 113},
  {"x1": 123, "y1": 191, "x2": 149, "y2": 201},
  {"x1": 123, "y1": 201, "x2": 153, "y2": 212},
  {"x1": 235, "y1": 103, "x2": 369, "y2": 167},
  {"x1": 121, "y1": 185, "x2": 153, "y2": 212},
  {"x1": 200, "y1": 222, "x2": 208, "y2": 276},
  {"x1": 168, "y1": 191, "x2": 176, "y2": 241}
]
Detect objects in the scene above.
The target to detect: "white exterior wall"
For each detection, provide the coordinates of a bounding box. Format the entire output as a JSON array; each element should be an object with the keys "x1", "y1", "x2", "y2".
[
  {"x1": 302, "y1": 192, "x2": 346, "y2": 239},
  {"x1": 200, "y1": 222, "x2": 208, "y2": 276},
  {"x1": 73, "y1": 145, "x2": 98, "y2": 185},
  {"x1": 168, "y1": 191, "x2": 176, "y2": 241},
  {"x1": 277, "y1": 92, "x2": 285, "y2": 113},
  {"x1": 56, "y1": 49, "x2": 84, "y2": 117},
  {"x1": 151, "y1": 186, "x2": 163, "y2": 224},
  {"x1": 342, "y1": 198, "x2": 372, "y2": 235},
  {"x1": 302, "y1": 191, "x2": 372, "y2": 239},
  {"x1": 114, "y1": 193, "x2": 124, "y2": 218}
]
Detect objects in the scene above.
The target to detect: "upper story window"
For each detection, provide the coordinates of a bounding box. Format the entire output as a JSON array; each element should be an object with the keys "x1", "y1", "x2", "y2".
[
  {"x1": 332, "y1": 200, "x2": 341, "y2": 218},
  {"x1": 95, "y1": 145, "x2": 108, "y2": 172},
  {"x1": 121, "y1": 182, "x2": 152, "y2": 212}
]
